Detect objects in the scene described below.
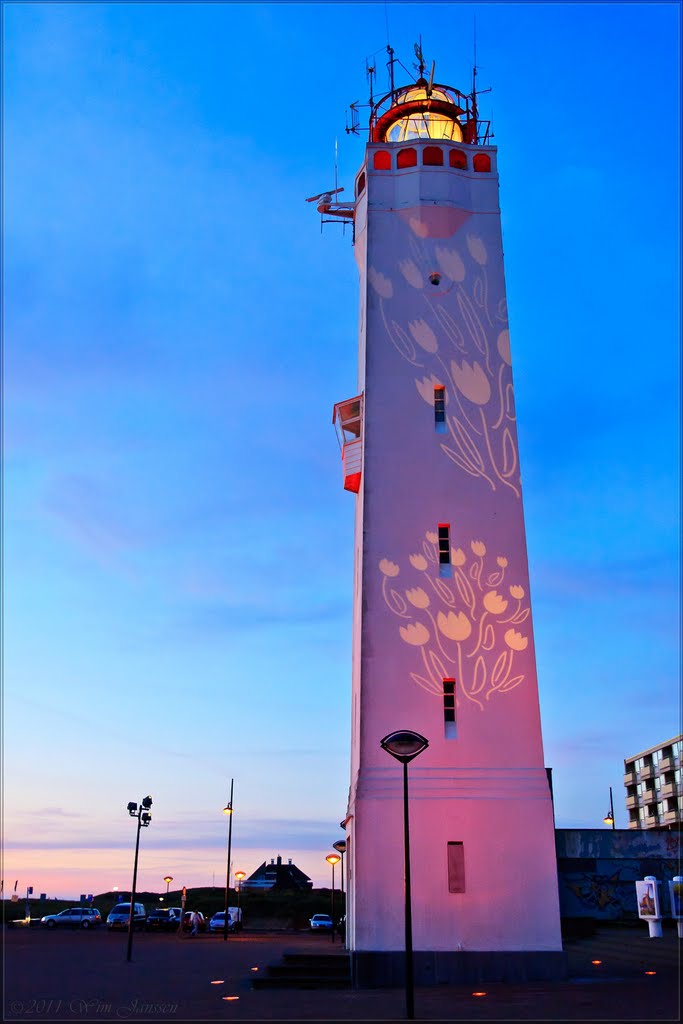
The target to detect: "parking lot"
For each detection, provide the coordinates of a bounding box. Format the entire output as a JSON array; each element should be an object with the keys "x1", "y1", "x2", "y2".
[{"x1": 4, "y1": 924, "x2": 680, "y2": 1020}]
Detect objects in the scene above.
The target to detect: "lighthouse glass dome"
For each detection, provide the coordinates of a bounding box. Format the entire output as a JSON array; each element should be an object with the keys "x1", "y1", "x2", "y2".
[{"x1": 382, "y1": 86, "x2": 463, "y2": 142}]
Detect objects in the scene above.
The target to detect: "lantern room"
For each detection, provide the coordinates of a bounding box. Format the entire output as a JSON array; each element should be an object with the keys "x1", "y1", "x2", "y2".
[{"x1": 333, "y1": 395, "x2": 363, "y2": 493}]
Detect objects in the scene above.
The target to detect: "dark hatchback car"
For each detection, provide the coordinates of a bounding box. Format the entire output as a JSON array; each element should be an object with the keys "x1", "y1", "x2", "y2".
[{"x1": 145, "y1": 908, "x2": 181, "y2": 932}]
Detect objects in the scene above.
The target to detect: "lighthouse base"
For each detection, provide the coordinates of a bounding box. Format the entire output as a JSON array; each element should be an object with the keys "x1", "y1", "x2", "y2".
[{"x1": 351, "y1": 949, "x2": 568, "y2": 987}]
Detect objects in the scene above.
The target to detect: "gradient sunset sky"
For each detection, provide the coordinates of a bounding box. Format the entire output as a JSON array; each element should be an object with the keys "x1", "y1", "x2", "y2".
[{"x1": 4, "y1": 1, "x2": 680, "y2": 898}]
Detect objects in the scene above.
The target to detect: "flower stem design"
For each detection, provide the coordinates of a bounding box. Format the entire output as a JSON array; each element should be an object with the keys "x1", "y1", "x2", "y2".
[
  {"x1": 478, "y1": 407, "x2": 520, "y2": 498},
  {"x1": 382, "y1": 575, "x2": 409, "y2": 617}
]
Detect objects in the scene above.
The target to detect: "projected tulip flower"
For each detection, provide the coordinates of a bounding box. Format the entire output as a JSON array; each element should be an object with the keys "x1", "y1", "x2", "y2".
[{"x1": 381, "y1": 528, "x2": 531, "y2": 706}]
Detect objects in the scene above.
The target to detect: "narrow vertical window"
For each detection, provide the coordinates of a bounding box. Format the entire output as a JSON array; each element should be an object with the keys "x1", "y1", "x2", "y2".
[
  {"x1": 443, "y1": 678, "x2": 456, "y2": 739},
  {"x1": 447, "y1": 842, "x2": 466, "y2": 893},
  {"x1": 438, "y1": 524, "x2": 451, "y2": 577},
  {"x1": 434, "y1": 385, "x2": 446, "y2": 433}
]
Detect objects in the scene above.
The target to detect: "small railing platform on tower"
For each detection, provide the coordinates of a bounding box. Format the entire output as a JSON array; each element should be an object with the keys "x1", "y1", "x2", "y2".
[{"x1": 333, "y1": 395, "x2": 363, "y2": 493}]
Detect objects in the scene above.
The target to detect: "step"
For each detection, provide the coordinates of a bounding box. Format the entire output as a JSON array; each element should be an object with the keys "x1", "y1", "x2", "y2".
[
  {"x1": 267, "y1": 963, "x2": 350, "y2": 978},
  {"x1": 252, "y1": 975, "x2": 351, "y2": 990}
]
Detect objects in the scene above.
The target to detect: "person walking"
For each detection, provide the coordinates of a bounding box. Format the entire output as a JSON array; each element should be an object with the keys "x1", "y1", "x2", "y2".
[{"x1": 190, "y1": 911, "x2": 199, "y2": 936}]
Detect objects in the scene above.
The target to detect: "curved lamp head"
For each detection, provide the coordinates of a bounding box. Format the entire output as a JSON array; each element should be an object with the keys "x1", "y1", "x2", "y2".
[
  {"x1": 380, "y1": 730, "x2": 429, "y2": 764},
  {"x1": 326, "y1": 854, "x2": 341, "y2": 867},
  {"x1": 332, "y1": 840, "x2": 347, "y2": 855},
  {"x1": 164, "y1": 876, "x2": 173, "y2": 884},
  {"x1": 603, "y1": 811, "x2": 614, "y2": 826},
  {"x1": 223, "y1": 803, "x2": 233, "y2": 815},
  {"x1": 234, "y1": 871, "x2": 246, "y2": 882}
]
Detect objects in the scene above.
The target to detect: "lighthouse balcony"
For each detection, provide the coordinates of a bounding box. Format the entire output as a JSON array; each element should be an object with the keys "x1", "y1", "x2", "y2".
[{"x1": 333, "y1": 395, "x2": 364, "y2": 494}]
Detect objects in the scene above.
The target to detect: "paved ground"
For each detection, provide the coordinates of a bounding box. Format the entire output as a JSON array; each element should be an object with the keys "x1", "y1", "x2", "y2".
[{"x1": 3, "y1": 924, "x2": 680, "y2": 1021}]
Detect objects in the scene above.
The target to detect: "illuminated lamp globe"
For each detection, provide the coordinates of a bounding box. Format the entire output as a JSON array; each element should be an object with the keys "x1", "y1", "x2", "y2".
[{"x1": 380, "y1": 85, "x2": 463, "y2": 143}]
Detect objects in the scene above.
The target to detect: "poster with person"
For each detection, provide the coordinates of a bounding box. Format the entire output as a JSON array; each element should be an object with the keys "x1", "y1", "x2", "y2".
[
  {"x1": 635, "y1": 879, "x2": 660, "y2": 920},
  {"x1": 668, "y1": 879, "x2": 682, "y2": 920}
]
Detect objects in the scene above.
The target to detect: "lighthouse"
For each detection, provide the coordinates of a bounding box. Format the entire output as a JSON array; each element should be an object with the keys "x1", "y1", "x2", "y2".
[{"x1": 327, "y1": 54, "x2": 565, "y2": 984}]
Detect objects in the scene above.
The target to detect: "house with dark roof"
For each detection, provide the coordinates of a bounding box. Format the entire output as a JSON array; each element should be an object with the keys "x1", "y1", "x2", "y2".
[{"x1": 241, "y1": 855, "x2": 312, "y2": 891}]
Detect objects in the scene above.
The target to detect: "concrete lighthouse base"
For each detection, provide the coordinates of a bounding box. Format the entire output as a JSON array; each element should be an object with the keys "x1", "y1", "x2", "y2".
[{"x1": 351, "y1": 949, "x2": 568, "y2": 987}]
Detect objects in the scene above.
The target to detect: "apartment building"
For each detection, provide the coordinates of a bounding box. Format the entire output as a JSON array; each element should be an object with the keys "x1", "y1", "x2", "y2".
[{"x1": 624, "y1": 734, "x2": 682, "y2": 829}]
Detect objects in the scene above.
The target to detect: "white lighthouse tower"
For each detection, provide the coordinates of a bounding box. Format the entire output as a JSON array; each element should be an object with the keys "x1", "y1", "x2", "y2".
[{"x1": 328, "y1": 53, "x2": 565, "y2": 984}]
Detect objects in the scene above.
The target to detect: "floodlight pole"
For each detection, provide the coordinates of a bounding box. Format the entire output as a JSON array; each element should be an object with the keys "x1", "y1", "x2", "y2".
[{"x1": 223, "y1": 779, "x2": 234, "y2": 941}]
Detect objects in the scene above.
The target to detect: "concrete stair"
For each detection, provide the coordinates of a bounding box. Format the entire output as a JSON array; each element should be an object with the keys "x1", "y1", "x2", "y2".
[{"x1": 252, "y1": 951, "x2": 352, "y2": 989}]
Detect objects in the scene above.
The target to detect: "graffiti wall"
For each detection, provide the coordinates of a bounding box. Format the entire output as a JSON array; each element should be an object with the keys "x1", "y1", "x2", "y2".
[{"x1": 555, "y1": 829, "x2": 681, "y2": 920}]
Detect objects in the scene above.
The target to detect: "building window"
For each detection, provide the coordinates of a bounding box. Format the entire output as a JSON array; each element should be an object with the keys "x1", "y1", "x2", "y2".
[
  {"x1": 473, "y1": 152, "x2": 491, "y2": 173},
  {"x1": 443, "y1": 678, "x2": 456, "y2": 739},
  {"x1": 397, "y1": 147, "x2": 417, "y2": 168},
  {"x1": 447, "y1": 842, "x2": 465, "y2": 893},
  {"x1": 438, "y1": 524, "x2": 451, "y2": 577},
  {"x1": 355, "y1": 171, "x2": 366, "y2": 197},
  {"x1": 373, "y1": 150, "x2": 391, "y2": 170},
  {"x1": 449, "y1": 149, "x2": 467, "y2": 169},
  {"x1": 423, "y1": 146, "x2": 444, "y2": 166},
  {"x1": 434, "y1": 385, "x2": 446, "y2": 432}
]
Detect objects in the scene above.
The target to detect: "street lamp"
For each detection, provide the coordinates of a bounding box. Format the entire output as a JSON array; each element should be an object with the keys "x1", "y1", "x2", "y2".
[
  {"x1": 380, "y1": 730, "x2": 429, "y2": 1021},
  {"x1": 164, "y1": 876, "x2": 173, "y2": 894},
  {"x1": 222, "y1": 779, "x2": 234, "y2": 942},
  {"x1": 234, "y1": 871, "x2": 246, "y2": 921},
  {"x1": 603, "y1": 786, "x2": 616, "y2": 829},
  {"x1": 126, "y1": 795, "x2": 153, "y2": 963},
  {"x1": 326, "y1": 853, "x2": 341, "y2": 944}
]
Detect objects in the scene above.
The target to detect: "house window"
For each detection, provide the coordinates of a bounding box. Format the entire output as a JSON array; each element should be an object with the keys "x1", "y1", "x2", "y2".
[
  {"x1": 449, "y1": 149, "x2": 467, "y2": 169},
  {"x1": 397, "y1": 147, "x2": 417, "y2": 168},
  {"x1": 355, "y1": 171, "x2": 366, "y2": 196},
  {"x1": 434, "y1": 385, "x2": 446, "y2": 432},
  {"x1": 473, "y1": 152, "x2": 491, "y2": 173},
  {"x1": 423, "y1": 146, "x2": 444, "y2": 166},
  {"x1": 447, "y1": 842, "x2": 465, "y2": 893},
  {"x1": 373, "y1": 150, "x2": 391, "y2": 170},
  {"x1": 443, "y1": 678, "x2": 456, "y2": 739},
  {"x1": 438, "y1": 523, "x2": 451, "y2": 577}
]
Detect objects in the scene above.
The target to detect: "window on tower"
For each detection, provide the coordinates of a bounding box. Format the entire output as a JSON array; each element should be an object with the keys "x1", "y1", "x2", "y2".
[
  {"x1": 438, "y1": 524, "x2": 451, "y2": 577},
  {"x1": 443, "y1": 678, "x2": 457, "y2": 739},
  {"x1": 423, "y1": 146, "x2": 444, "y2": 166},
  {"x1": 447, "y1": 842, "x2": 466, "y2": 893},
  {"x1": 355, "y1": 171, "x2": 366, "y2": 197},
  {"x1": 397, "y1": 147, "x2": 417, "y2": 169},
  {"x1": 449, "y1": 149, "x2": 467, "y2": 169},
  {"x1": 373, "y1": 150, "x2": 392, "y2": 170},
  {"x1": 473, "y1": 152, "x2": 492, "y2": 173},
  {"x1": 434, "y1": 385, "x2": 446, "y2": 432}
]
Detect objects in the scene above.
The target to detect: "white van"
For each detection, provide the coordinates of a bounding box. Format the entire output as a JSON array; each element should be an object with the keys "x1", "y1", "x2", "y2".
[{"x1": 106, "y1": 902, "x2": 146, "y2": 930}]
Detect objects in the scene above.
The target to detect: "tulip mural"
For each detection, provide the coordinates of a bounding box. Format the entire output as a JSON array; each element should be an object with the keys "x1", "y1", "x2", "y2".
[
  {"x1": 370, "y1": 231, "x2": 520, "y2": 498},
  {"x1": 379, "y1": 529, "x2": 531, "y2": 710}
]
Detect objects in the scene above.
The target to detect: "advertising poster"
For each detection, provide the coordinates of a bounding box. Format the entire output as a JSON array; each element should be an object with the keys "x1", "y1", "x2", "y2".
[
  {"x1": 669, "y1": 880, "x2": 683, "y2": 920},
  {"x1": 635, "y1": 879, "x2": 660, "y2": 919}
]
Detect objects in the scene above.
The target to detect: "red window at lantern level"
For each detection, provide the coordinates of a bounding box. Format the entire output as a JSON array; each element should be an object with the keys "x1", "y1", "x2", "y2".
[
  {"x1": 449, "y1": 149, "x2": 467, "y2": 169},
  {"x1": 355, "y1": 172, "x2": 366, "y2": 196},
  {"x1": 397, "y1": 147, "x2": 417, "y2": 168},
  {"x1": 423, "y1": 146, "x2": 444, "y2": 166},
  {"x1": 373, "y1": 150, "x2": 391, "y2": 170},
  {"x1": 473, "y1": 152, "x2": 491, "y2": 173}
]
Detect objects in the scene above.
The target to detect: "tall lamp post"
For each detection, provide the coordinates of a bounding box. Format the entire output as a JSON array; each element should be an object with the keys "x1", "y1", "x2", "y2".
[
  {"x1": 234, "y1": 871, "x2": 246, "y2": 924},
  {"x1": 222, "y1": 779, "x2": 234, "y2": 942},
  {"x1": 164, "y1": 875, "x2": 173, "y2": 894},
  {"x1": 332, "y1": 840, "x2": 346, "y2": 898},
  {"x1": 126, "y1": 795, "x2": 153, "y2": 963},
  {"x1": 603, "y1": 786, "x2": 616, "y2": 829},
  {"x1": 380, "y1": 730, "x2": 429, "y2": 1022},
  {"x1": 326, "y1": 854, "x2": 341, "y2": 944}
]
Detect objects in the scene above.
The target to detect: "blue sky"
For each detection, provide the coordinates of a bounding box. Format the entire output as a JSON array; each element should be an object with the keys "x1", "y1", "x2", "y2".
[{"x1": 4, "y1": 1, "x2": 680, "y2": 896}]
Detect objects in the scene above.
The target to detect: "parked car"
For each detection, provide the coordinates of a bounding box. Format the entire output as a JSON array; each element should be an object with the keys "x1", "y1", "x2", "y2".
[
  {"x1": 309, "y1": 913, "x2": 333, "y2": 930},
  {"x1": 145, "y1": 907, "x2": 182, "y2": 932},
  {"x1": 208, "y1": 908, "x2": 242, "y2": 933},
  {"x1": 106, "y1": 902, "x2": 146, "y2": 930},
  {"x1": 41, "y1": 907, "x2": 101, "y2": 929},
  {"x1": 182, "y1": 910, "x2": 206, "y2": 933}
]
